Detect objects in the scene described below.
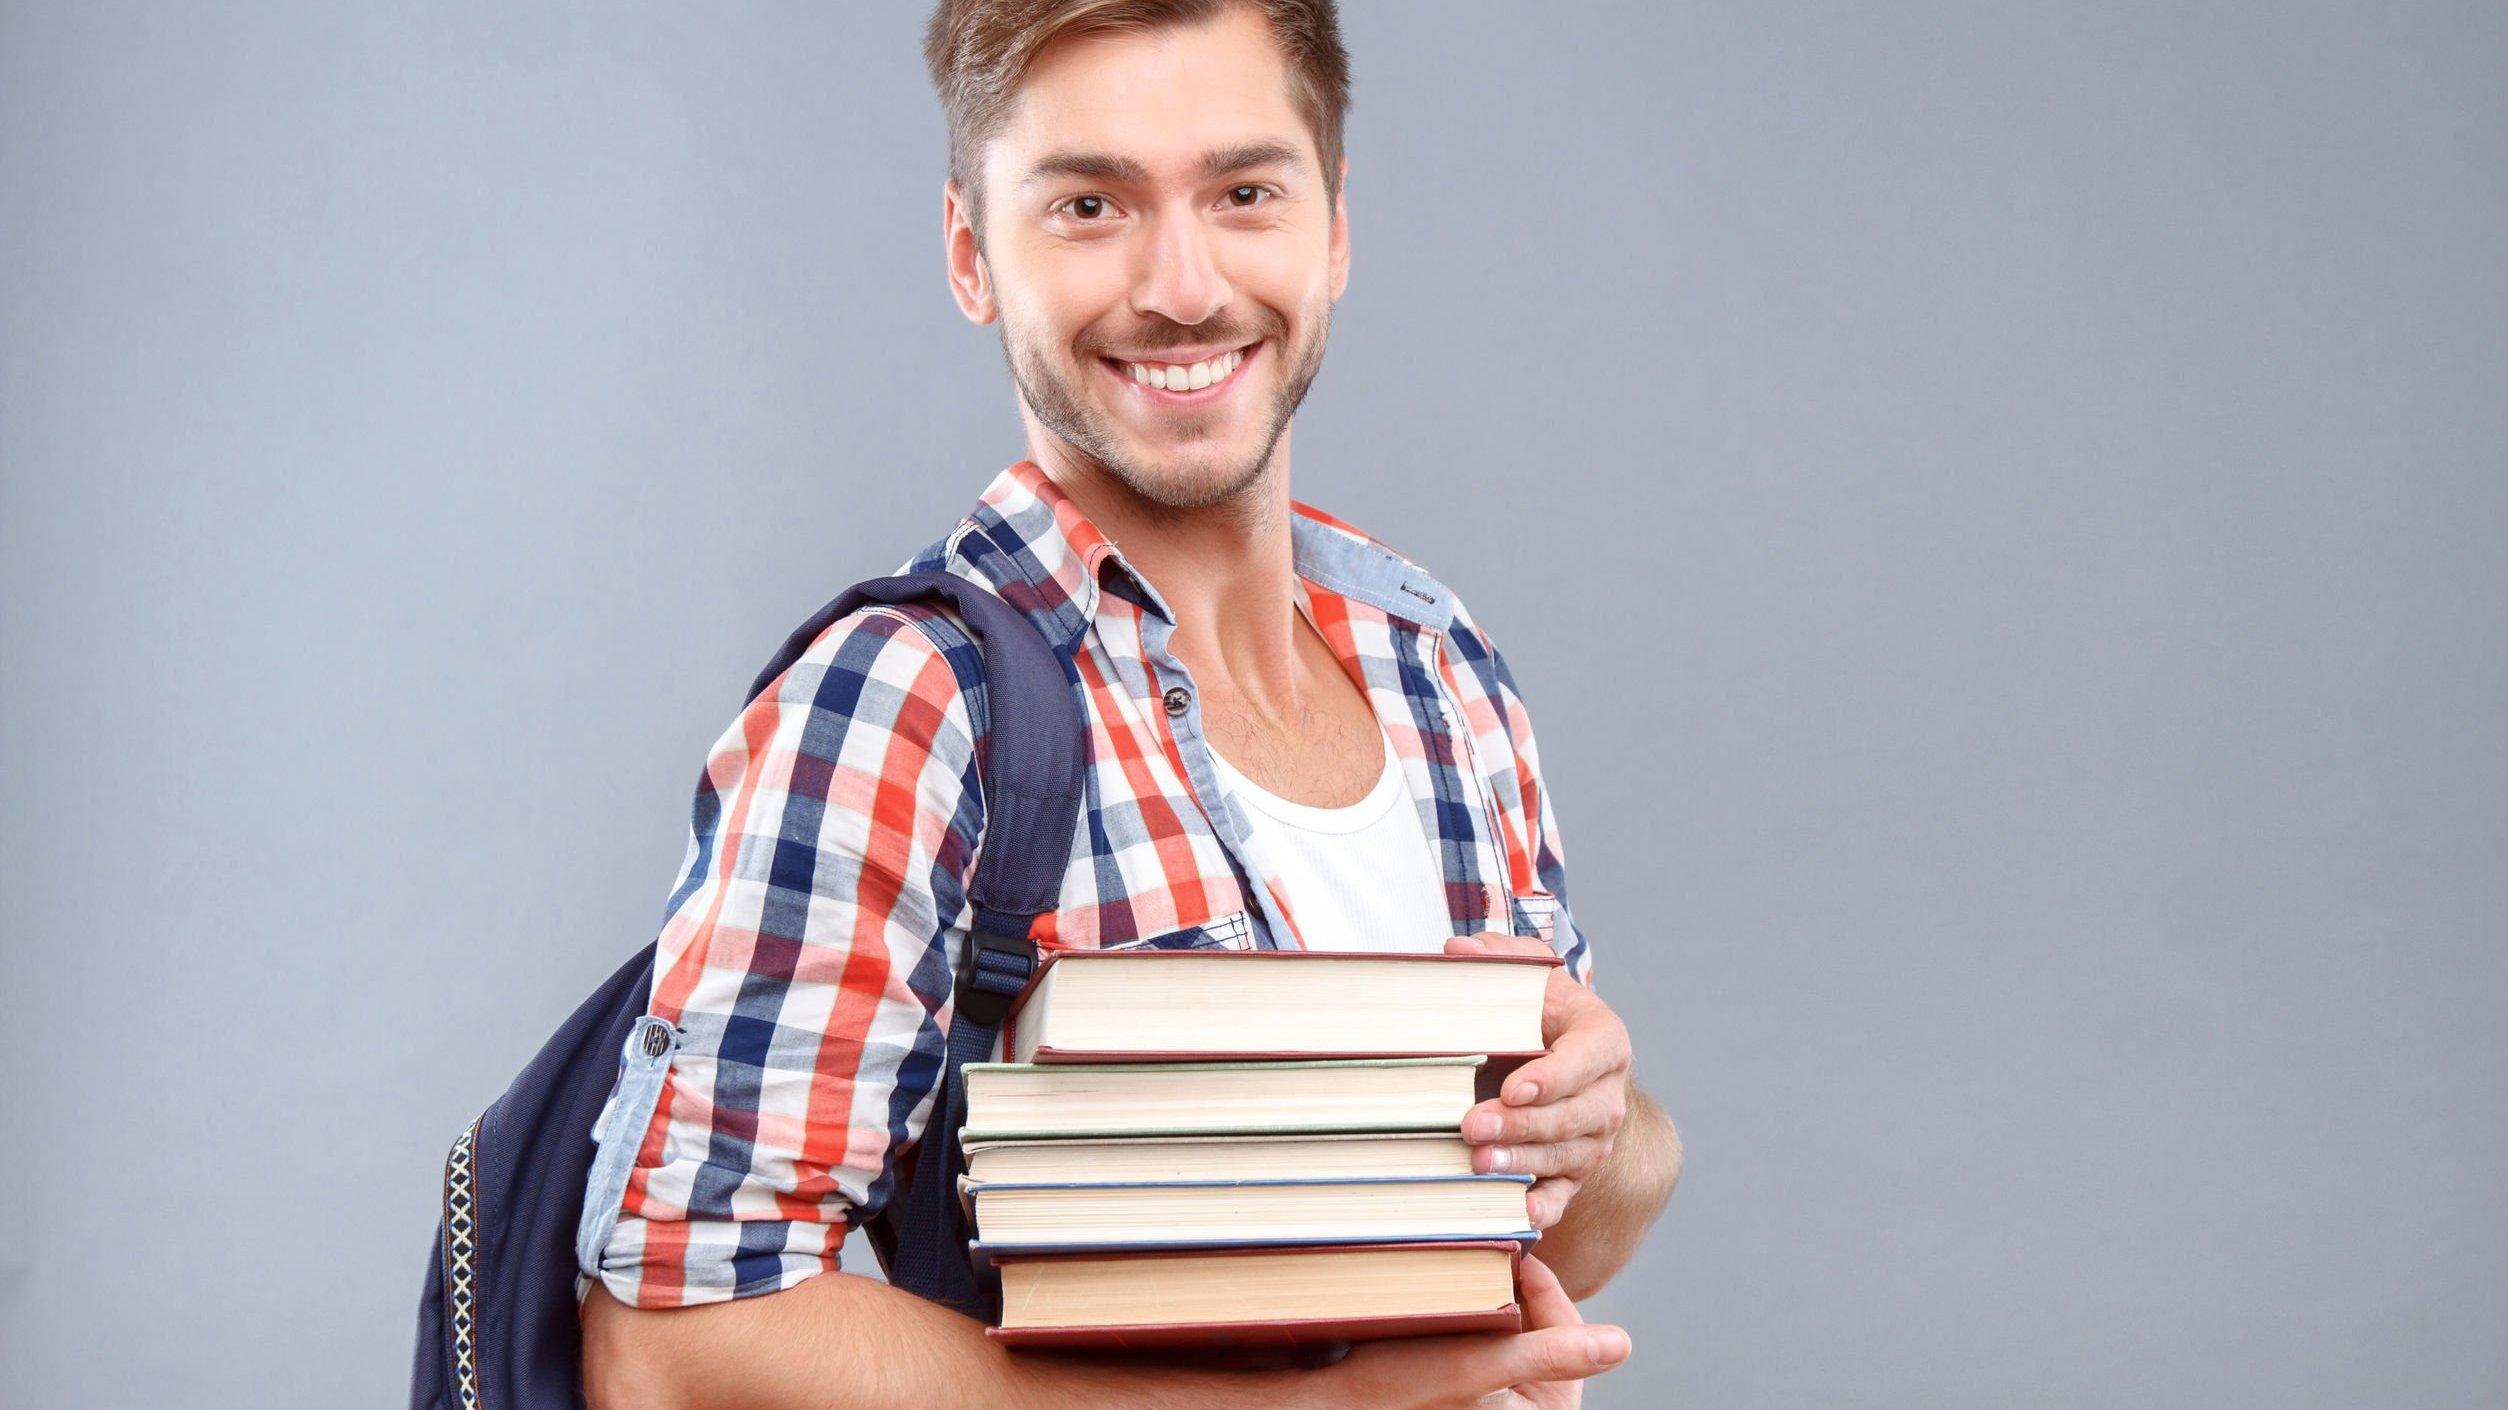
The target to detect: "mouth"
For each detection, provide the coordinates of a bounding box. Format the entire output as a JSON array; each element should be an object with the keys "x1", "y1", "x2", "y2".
[{"x1": 1098, "y1": 341, "x2": 1259, "y2": 406}]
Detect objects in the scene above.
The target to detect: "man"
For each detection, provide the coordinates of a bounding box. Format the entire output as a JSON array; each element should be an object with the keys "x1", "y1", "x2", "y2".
[{"x1": 581, "y1": 2, "x2": 1680, "y2": 1405}]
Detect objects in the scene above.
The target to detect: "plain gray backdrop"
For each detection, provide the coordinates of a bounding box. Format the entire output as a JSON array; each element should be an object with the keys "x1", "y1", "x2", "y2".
[{"x1": 3, "y1": 2, "x2": 2503, "y2": 1406}]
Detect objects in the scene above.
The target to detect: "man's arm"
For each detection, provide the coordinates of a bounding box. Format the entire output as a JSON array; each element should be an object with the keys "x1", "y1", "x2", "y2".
[
  {"x1": 582, "y1": 1272, "x2": 1299, "y2": 1410},
  {"x1": 1448, "y1": 933, "x2": 1681, "y2": 1302},
  {"x1": 582, "y1": 1254, "x2": 1632, "y2": 1410},
  {"x1": 1441, "y1": 621, "x2": 1679, "y2": 1298},
  {"x1": 1521, "y1": 1083, "x2": 1681, "y2": 1300}
]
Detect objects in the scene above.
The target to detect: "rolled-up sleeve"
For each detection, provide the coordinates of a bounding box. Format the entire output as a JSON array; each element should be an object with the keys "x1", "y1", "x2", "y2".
[
  {"x1": 589, "y1": 605, "x2": 984, "y2": 1308},
  {"x1": 1487, "y1": 643, "x2": 1593, "y2": 988},
  {"x1": 1440, "y1": 598, "x2": 1596, "y2": 991}
]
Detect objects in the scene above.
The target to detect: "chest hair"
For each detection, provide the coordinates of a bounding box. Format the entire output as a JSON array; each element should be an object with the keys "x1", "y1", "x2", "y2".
[{"x1": 1198, "y1": 668, "x2": 1383, "y2": 809}]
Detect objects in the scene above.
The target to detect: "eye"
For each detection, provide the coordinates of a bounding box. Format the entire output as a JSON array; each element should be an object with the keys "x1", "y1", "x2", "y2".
[
  {"x1": 1057, "y1": 194, "x2": 1117, "y2": 221},
  {"x1": 1224, "y1": 184, "x2": 1269, "y2": 208}
]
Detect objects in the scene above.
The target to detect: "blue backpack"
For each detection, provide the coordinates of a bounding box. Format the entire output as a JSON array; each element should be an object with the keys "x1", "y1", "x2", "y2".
[{"x1": 409, "y1": 572, "x2": 1086, "y2": 1410}]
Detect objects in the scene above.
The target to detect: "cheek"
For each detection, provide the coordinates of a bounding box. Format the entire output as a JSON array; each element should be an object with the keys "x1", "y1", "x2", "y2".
[
  {"x1": 1037, "y1": 249, "x2": 1139, "y2": 318},
  {"x1": 1232, "y1": 246, "x2": 1332, "y2": 313},
  {"x1": 997, "y1": 253, "x2": 1127, "y2": 344}
]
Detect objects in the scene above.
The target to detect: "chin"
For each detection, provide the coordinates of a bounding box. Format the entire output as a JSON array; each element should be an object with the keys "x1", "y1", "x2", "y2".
[{"x1": 1104, "y1": 444, "x2": 1275, "y2": 511}]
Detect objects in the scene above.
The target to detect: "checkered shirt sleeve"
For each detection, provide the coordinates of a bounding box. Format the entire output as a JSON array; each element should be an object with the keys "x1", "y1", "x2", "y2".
[
  {"x1": 588, "y1": 605, "x2": 984, "y2": 1309},
  {"x1": 1445, "y1": 601, "x2": 1596, "y2": 988},
  {"x1": 1489, "y1": 640, "x2": 1594, "y2": 986}
]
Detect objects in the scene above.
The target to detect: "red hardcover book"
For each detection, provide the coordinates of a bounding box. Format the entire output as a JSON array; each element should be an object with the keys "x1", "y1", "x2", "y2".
[
  {"x1": 982, "y1": 1241, "x2": 1527, "y2": 1349},
  {"x1": 1002, "y1": 948, "x2": 1560, "y2": 1064}
]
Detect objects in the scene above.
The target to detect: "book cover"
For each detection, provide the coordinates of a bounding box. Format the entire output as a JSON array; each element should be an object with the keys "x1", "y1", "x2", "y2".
[{"x1": 979, "y1": 1240, "x2": 1529, "y2": 1349}]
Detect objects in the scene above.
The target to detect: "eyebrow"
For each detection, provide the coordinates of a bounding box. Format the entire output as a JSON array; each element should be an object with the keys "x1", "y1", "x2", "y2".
[
  {"x1": 1019, "y1": 140, "x2": 1309, "y2": 191},
  {"x1": 1196, "y1": 141, "x2": 1306, "y2": 181}
]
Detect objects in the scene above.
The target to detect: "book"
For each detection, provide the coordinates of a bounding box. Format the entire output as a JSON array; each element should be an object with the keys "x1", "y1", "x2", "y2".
[
  {"x1": 961, "y1": 1131, "x2": 1478, "y2": 1185},
  {"x1": 964, "y1": 1173, "x2": 1537, "y2": 1251},
  {"x1": 959, "y1": 1056, "x2": 1483, "y2": 1141},
  {"x1": 1003, "y1": 948, "x2": 1558, "y2": 1064},
  {"x1": 985, "y1": 1241, "x2": 1526, "y2": 1348}
]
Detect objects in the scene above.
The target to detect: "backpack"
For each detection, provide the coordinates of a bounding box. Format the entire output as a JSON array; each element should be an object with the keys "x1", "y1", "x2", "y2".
[{"x1": 409, "y1": 571, "x2": 1087, "y2": 1410}]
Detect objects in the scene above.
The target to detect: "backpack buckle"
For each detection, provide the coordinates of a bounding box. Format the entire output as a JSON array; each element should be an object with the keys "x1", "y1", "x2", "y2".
[{"x1": 954, "y1": 927, "x2": 1035, "y2": 1028}]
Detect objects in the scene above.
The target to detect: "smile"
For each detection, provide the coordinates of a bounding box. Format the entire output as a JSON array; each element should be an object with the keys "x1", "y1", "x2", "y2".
[{"x1": 1105, "y1": 343, "x2": 1255, "y2": 398}]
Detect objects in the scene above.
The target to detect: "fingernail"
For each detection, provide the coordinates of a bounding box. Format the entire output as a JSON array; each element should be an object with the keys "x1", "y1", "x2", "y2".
[
  {"x1": 1465, "y1": 1112, "x2": 1502, "y2": 1141},
  {"x1": 1488, "y1": 1146, "x2": 1512, "y2": 1173},
  {"x1": 1508, "y1": 1081, "x2": 1540, "y2": 1106},
  {"x1": 1589, "y1": 1329, "x2": 1630, "y2": 1363}
]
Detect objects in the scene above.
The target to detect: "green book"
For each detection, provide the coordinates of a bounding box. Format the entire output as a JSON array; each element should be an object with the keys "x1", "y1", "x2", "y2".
[{"x1": 960, "y1": 1130, "x2": 1480, "y2": 1185}]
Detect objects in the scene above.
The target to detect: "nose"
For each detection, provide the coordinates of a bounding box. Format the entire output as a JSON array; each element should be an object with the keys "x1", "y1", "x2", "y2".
[{"x1": 1131, "y1": 208, "x2": 1232, "y2": 327}]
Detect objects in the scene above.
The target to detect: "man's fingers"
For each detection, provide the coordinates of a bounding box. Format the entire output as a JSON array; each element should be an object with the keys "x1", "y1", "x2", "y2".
[
  {"x1": 1476, "y1": 1136, "x2": 1605, "y2": 1180},
  {"x1": 1526, "y1": 1176, "x2": 1579, "y2": 1230},
  {"x1": 1501, "y1": 1015, "x2": 1629, "y2": 1109},
  {"x1": 1328, "y1": 1261, "x2": 1624, "y2": 1405},
  {"x1": 1511, "y1": 1259, "x2": 1594, "y2": 1410},
  {"x1": 1516, "y1": 1254, "x2": 1580, "y2": 1328},
  {"x1": 1466, "y1": 1092, "x2": 1617, "y2": 1147},
  {"x1": 1471, "y1": 1323, "x2": 1630, "y2": 1390}
]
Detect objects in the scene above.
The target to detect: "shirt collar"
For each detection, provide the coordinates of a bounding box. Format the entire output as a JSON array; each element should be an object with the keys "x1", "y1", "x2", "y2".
[{"x1": 968, "y1": 461, "x2": 1458, "y2": 647}]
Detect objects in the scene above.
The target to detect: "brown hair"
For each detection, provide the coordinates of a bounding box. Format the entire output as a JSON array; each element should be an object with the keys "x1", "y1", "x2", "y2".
[{"x1": 924, "y1": 0, "x2": 1351, "y2": 234}]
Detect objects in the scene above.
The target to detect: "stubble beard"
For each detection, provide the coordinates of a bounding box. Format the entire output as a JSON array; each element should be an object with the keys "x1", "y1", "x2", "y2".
[{"x1": 1000, "y1": 301, "x2": 1331, "y2": 516}]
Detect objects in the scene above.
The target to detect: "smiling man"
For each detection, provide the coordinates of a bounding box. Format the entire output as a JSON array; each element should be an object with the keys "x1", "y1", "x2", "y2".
[{"x1": 578, "y1": 3, "x2": 1678, "y2": 1406}]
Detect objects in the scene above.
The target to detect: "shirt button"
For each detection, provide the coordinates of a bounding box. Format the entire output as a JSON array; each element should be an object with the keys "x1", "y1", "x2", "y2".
[{"x1": 1162, "y1": 686, "x2": 1192, "y2": 717}]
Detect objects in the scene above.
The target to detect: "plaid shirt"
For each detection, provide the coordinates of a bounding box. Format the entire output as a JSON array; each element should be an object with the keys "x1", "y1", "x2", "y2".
[{"x1": 587, "y1": 460, "x2": 1594, "y2": 1308}]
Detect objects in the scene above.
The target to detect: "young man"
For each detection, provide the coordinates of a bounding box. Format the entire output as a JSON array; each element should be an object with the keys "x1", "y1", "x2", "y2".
[{"x1": 580, "y1": 2, "x2": 1679, "y2": 1405}]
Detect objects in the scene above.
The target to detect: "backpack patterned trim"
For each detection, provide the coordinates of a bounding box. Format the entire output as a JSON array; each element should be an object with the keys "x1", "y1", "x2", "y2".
[{"x1": 442, "y1": 1118, "x2": 482, "y2": 1409}]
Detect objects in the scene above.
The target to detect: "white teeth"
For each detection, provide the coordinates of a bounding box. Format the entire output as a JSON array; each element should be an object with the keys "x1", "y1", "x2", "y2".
[{"x1": 1123, "y1": 347, "x2": 1249, "y2": 391}]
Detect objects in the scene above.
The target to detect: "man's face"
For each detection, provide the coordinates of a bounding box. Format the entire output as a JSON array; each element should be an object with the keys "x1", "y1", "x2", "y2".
[{"x1": 953, "y1": 7, "x2": 1349, "y2": 511}]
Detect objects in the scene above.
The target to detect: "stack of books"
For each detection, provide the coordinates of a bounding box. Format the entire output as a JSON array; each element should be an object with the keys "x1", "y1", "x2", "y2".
[{"x1": 955, "y1": 947, "x2": 1559, "y2": 1349}]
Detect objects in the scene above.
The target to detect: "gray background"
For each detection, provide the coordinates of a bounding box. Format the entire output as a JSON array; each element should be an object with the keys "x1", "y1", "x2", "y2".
[{"x1": 3, "y1": 2, "x2": 2502, "y2": 1406}]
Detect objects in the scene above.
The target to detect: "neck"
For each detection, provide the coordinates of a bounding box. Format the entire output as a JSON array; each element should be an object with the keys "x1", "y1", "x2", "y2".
[{"x1": 1025, "y1": 426, "x2": 1309, "y2": 713}]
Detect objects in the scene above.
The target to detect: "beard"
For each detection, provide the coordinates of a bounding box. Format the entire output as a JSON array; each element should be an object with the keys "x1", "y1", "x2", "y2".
[{"x1": 999, "y1": 300, "x2": 1331, "y2": 514}]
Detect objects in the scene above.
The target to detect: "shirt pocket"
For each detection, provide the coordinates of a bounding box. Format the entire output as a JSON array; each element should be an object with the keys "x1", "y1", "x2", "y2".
[
  {"x1": 1510, "y1": 890, "x2": 1561, "y2": 947},
  {"x1": 1099, "y1": 910, "x2": 1257, "y2": 953}
]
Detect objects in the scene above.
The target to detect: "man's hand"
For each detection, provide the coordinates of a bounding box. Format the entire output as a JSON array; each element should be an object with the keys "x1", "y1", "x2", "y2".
[
  {"x1": 1319, "y1": 1255, "x2": 1625, "y2": 1408},
  {"x1": 1445, "y1": 932, "x2": 1633, "y2": 1232}
]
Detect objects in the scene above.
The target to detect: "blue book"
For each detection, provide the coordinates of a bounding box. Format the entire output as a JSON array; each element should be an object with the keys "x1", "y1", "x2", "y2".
[{"x1": 962, "y1": 1172, "x2": 1539, "y2": 1252}]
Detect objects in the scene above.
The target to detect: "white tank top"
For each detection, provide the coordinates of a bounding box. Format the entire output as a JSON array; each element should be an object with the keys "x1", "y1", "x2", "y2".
[{"x1": 1208, "y1": 722, "x2": 1455, "y2": 954}]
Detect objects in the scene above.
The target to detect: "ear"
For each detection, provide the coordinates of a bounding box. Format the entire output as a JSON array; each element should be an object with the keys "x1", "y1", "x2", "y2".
[
  {"x1": 944, "y1": 180, "x2": 997, "y2": 325},
  {"x1": 1327, "y1": 156, "x2": 1351, "y2": 302}
]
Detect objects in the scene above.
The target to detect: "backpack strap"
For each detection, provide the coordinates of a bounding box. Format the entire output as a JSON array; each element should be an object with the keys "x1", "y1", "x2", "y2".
[{"x1": 748, "y1": 571, "x2": 1084, "y2": 1319}]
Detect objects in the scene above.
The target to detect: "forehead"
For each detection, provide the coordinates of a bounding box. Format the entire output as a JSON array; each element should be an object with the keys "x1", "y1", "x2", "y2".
[{"x1": 983, "y1": 6, "x2": 1316, "y2": 188}]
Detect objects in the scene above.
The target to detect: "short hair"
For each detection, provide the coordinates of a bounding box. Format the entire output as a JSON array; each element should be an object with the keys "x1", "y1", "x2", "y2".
[{"x1": 924, "y1": 0, "x2": 1351, "y2": 234}]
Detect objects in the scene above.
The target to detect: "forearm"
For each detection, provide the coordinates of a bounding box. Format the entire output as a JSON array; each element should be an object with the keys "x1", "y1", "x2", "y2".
[
  {"x1": 1537, "y1": 1083, "x2": 1681, "y2": 1300},
  {"x1": 582, "y1": 1269, "x2": 1311, "y2": 1410}
]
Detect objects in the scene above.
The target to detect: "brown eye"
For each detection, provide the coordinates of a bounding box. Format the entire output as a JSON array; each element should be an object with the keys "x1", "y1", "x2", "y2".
[
  {"x1": 1070, "y1": 195, "x2": 1107, "y2": 219},
  {"x1": 1228, "y1": 185, "x2": 1262, "y2": 206}
]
